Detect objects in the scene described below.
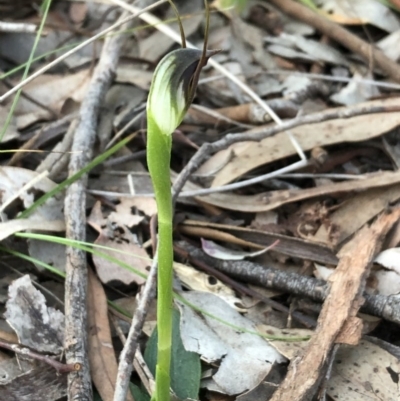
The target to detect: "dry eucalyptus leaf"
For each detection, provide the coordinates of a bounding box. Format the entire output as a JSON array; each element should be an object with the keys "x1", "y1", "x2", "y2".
[
  {"x1": 5, "y1": 275, "x2": 64, "y2": 354},
  {"x1": 115, "y1": 196, "x2": 158, "y2": 218},
  {"x1": 328, "y1": 340, "x2": 400, "y2": 401},
  {"x1": 257, "y1": 326, "x2": 400, "y2": 400},
  {"x1": 92, "y1": 231, "x2": 150, "y2": 286},
  {"x1": 0, "y1": 219, "x2": 65, "y2": 242},
  {"x1": 87, "y1": 269, "x2": 134, "y2": 401},
  {"x1": 139, "y1": 0, "x2": 203, "y2": 61},
  {"x1": 176, "y1": 291, "x2": 286, "y2": 395},
  {"x1": 14, "y1": 69, "x2": 91, "y2": 128},
  {"x1": 0, "y1": 106, "x2": 19, "y2": 143},
  {"x1": 199, "y1": 170, "x2": 400, "y2": 213},
  {"x1": 279, "y1": 33, "x2": 349, "y2": 66},
  {"x1": 311, "y1": 185, "x2": 400, "y2": 247}
]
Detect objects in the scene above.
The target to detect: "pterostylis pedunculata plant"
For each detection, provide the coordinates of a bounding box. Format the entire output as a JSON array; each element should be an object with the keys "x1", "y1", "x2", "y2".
[{"x1": 146, "y1": 2, "x2": 219, "y2": 401}]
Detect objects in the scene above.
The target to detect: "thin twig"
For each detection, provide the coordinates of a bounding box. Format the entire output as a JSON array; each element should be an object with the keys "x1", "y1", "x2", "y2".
[
  {"x1": 113, "y1": 256, "x2": 158, "y2": 401},
  {"x1": 0, "y1": 339, "x2": 78, "y2": 374}
]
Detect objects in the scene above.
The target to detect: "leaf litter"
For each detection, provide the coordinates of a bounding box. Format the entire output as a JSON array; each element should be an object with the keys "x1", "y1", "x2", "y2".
[{"x1": 1, "y1": 0, "x2": 400, "y2": 400}]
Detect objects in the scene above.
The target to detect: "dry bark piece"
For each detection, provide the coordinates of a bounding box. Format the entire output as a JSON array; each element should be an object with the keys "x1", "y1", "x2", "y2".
[{"x1": 270, "y1": 208, "x2": 400, "y2": 401}]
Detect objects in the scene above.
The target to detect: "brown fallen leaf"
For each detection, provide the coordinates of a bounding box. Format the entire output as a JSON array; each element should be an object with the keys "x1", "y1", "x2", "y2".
[
  {"x1": 87, "y1": 269, "x2": 134, "y2": 401},
  {"x1": 197, "y1": 170, "x2": 400, "y2": 213},
  {"x1": 14, "y1": 69, "x2": 91, "y2": 129}
]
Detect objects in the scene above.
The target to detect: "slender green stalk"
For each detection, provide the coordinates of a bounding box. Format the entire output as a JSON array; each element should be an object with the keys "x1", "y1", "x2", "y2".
[{"x1": 147, "y1": 117, "x2": 174, "y2": 401}]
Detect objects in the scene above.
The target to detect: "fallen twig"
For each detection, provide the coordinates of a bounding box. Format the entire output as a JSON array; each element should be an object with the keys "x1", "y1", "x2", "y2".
[
  {"x1": 0, "y1": 339, "x2": 78, "y2": 374},
  {"x1": 113, "y1": 256, "x2": 158, "y2": 401}
]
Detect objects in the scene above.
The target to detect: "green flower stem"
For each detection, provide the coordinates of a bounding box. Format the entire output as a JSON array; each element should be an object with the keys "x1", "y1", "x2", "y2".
[{"x1": 147, "y1": 116, "x2": 174, "y2": 401}]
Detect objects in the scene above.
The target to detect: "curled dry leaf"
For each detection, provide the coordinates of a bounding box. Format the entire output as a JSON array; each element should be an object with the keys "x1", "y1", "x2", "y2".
[
  {"x1": 372, "y1": 248, "x2": 400, "y2": 296},
  {"x1": 201, "y1": 238, "x2": 273, "y2": 260}
]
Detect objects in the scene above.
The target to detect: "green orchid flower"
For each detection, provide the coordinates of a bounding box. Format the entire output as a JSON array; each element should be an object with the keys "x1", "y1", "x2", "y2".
[{"x1": 147, "y1": 47, "x2": 217, "y2": 135}]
